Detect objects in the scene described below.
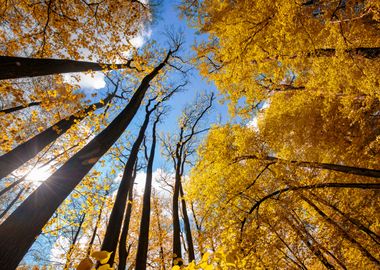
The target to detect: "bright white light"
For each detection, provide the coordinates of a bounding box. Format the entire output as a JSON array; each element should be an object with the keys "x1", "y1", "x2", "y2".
[
  {"x1": 25, "y1": 166, "x2": 52, "y2": 183},
  {"x1": 63, "y1": 72, "x2": 106, "y2": 90}
]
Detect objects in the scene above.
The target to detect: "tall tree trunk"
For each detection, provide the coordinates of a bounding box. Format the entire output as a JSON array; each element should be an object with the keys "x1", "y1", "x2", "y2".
[
  {"x1": 135, "y1": 115, "x2": 160, "y2": 270},
  {"x1": 0, "y1": 101, "x2": 41, "y2": 115},
  {"x1": 179, "y1": 182, "x2": 195, "y2": 263},
  {"x1": 0, "y1": 186, "x2": 25, "y2": 220},
  {"x1": 0, "y1": 49, "x2": 174, "y2": 269},
  {"x1": 101, "y1": 108, "x2": 152, "y2": 266},
  {"x1": 172, "y1": 161, "x2": 182, "y2": 265},
  {"x1": 118, "y1": 165, "x2": 137, "y2": 270},
  {"x1": 0, "y1": 56, "x2": 135, "y2": 80},
  {"x1": 235, "y1": 155, "x2": 380, "y2": 178},
  {"x1": 0, "y1": 95, "x2": 112, "y2": 180},
  {"x1": 302, "y1": 196, "x2": 380, "y2": 267},
  {"x1": 63, "y1": 213, "x2": 86, "y2": 270}
]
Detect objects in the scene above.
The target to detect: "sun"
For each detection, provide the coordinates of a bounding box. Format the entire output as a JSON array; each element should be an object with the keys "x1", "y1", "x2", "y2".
[{"x1": 25, "y1": 166, "x2": 52, "y2": 183}]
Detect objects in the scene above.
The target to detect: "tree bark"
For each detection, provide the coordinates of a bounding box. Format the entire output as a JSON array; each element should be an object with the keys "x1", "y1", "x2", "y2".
[
  {"x1": 135, "y1": 115, "x2": 160, "y2": 270},
  {"x1": 172, "y1": 159, "x2": 183, "y2": 265},
  {"x1": 0, "y1": 101, "x2": 41, "y2": 115},
  {"x1": 0, "y1": 186, "x2": 25, "y2": 220},
  {"x1": 179, "y1": 182, "x2": 195, "y2": 263},
  {"x1": 0, "y1": 56, "x2": 135, "y2": 80},
  {"x1": 0, "y1": 49, "x2": 173, "y2": 269},
  {"x1": 0, "y1": 95, "x2": 112, "y2": 180},
  {"x1": 118, "y1": 165, "x2": 137, "y2": 270},
  {"x1": 234, "y1": 155, "x2": 380, "y2": 178},
  {"x1": 100, "y1": 107, "x2": 152, "y2": 266},
  {"x1": 0, "y1": 178, "x2": 24, "y2": 198}
]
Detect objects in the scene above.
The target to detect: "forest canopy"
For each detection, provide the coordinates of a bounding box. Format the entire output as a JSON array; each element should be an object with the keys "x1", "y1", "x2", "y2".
[{"x1": 0, "y1": 0, "x2": 379, "y2": 269}]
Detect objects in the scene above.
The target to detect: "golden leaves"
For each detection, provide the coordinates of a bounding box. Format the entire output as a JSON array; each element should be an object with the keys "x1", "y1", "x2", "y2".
[{"x1": 77, "y1": 251, "x2": 113, "y2": 270}]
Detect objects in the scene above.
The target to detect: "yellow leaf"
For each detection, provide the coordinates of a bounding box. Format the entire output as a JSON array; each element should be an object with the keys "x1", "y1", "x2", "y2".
[
  {"x1": 76, "y1": 258, "x2": 93, "y2": 270},
  {"x1": 98, "y1": 264, "x2": 113, "y2": 270},
  {"x1": 91, "y1": 250, "x2": 112, "y2": 264}
]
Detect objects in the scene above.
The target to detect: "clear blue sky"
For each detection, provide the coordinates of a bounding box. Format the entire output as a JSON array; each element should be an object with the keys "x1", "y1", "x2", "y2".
[{"x1": 129, "y1": 0, "x2": 229, "y2": 171}]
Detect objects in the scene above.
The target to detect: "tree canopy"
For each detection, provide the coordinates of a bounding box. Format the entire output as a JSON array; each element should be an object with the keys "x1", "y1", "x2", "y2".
[{"x1": 0, "y1": 0, "x2": 379, "y2": 269}]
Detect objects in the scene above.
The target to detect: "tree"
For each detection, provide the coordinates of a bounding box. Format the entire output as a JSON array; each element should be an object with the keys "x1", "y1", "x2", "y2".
[
  {"x1": 181, "y1": 0, "x2": 380, "y2": 115},
  {"x1": 135, "y1": 109, "x2": 163, "y2": 269},
  {"x1": 0, "y1": 0, "x2": 151, "y2": 60},
  {"x1": 0, "y1": 44, "x2": 179, "y2": 269},
  {"x1": 118, "y1": 162, "x2": 138, "y2": 270},
  {"x1": 187, "y1": 124, "x2": 380, "y2": 269},
  {"x1": 161, "y1": 92, "x2": 214, "y2": 265}
]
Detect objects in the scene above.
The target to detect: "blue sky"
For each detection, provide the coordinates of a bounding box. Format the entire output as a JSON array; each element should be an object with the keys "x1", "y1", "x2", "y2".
[{"x1": 127, "y1": 0, "x2": 229, "y2": 171}]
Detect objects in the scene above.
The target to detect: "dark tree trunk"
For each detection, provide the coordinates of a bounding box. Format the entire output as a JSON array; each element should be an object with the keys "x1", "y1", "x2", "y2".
[
  {"x1": 101, "y1": 109, "x2": 151, "y2": 266},
  {"x1": 118, "y1": 165, "x2": 137, "y2": 270},
  {"x1": 172, "y1": 161, "x2": 182, "y2": 265},
  {"x1": 0, "y1": 50, "x2": 172, "y2": 269},
  {"x1": 311, "y1": 47, "x2": 380, "y2": 59},
  {"x1": 0, "y1": 95, "x2": 112, "y2": 180},
  {"x1": 135, "y1": 115, "x2": 160, "y2": 270},
  {"x1": 179, "y1": 182, "x2": 195, "y2": 263},
  {"x1": 0, "y1": 56, "x2": 134, "y2": 80},
  {"x1": 310, "y1": 193, "x2": 380, "y2": 245},
  {"x1": 0, "y1": 178, "x2": 24, "y2": 198},
  {"x1": 241, "y1": 183, "x2": 380, "y2": 235},
  {"x1": 0, "y1": 187, "x2": 25, "y2": 220},
  {"x1": 0, "y1": 101, "x2": 41, "y2": 115},
  {"x1": 63, "y1": 213, "x2": 86, "y2": 270},
  {"x1": 303, "y1": 197, "x2": 380, "y2": 266},
  {"x1": 235, "y1": 155, "x2": 380, "y2": 178}
]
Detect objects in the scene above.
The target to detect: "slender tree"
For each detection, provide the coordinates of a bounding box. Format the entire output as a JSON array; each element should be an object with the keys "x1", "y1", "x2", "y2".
[
  {"x1": 161, "y1": 92, "x2": 214, "y2": 264},
  {"x1": 135, "y1": 110, "x2": 162, "y2": 269},
  {"x1": 118, "y1": 163, "x2": 137, "y2": 270},
  {"x1": 0, "y1": 46, "x2": 179, "y2": 269}
]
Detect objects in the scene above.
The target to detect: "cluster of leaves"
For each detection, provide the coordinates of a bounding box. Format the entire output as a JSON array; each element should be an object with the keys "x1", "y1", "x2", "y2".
[{"x1": 77, "y1": 250, "x2": 113, "y2": 270}]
